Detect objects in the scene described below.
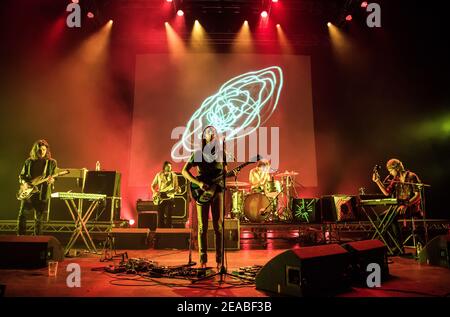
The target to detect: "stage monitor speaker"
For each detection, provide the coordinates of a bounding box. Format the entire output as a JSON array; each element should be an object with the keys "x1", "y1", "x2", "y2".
[
  {"x1": 418, "y1": 234, "x2": 450, "y2": 268},
  {"x1": 0, "y1": 235, "x2": 64, "y2": 269},
  {"x1": 110, "y1": 228, "x2": 150, "y2": 250},
  {"x1": 255, "y1": 244, "x2": 351, "y2": 296},
  {"x1": 291, "y1": 198, "x2": 320, "y2": 223},
  {"x1": 321, "y1": 195, "x2": 358, "y2": 222},
  {"x1": 342, "y1": 239, "x2": 390, "y2": 284},
  {"x1": 154, "y1": 228, "x2": 191, "y2": 250},
  {"x1": 207, "y1": 219, "x2": 240, "y2": 250}
]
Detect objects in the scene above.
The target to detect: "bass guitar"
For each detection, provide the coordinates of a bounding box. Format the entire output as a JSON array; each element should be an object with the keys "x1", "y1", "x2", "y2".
[{"x1": 190, "y1": 155, "x2": 261, "y2": 205}]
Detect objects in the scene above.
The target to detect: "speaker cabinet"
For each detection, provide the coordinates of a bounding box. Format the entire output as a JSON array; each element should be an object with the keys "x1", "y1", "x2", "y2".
[
  {"x1": 255, "y1": 244, "x2": 351, "y2": 296},
  {"x1": 0, "y1": 235, "x2": 64, "y2": 269},
  {"x1": 110, "y1": 228, "x2": 150, "y2": 250},
  {"x1": 342, "y1": 239, "x2": 389, "y2": 284},
  {"x1": 418, "y1": 234, "x2": 450, "y2": 268},
  {"x1": 47, "y1": 168, "x2": 87, "y2": 221},
  {"x1": 207, "y1": 219, "x2": 240, "y2": 250},
  {"x1": 154, "y1": 228, "x2": 191, "y2": 250},
  {"x1": 321, "y1": 195, "x2": 358, "y2": 222},
  {"x1": 84, "y1": 171, "x2": 121, "y2": 222},
  {"x1": 138, "y1": 211, "x2": 158, "y2": 231},
  {"x1": 291, "y1": 198, "x2": 320, "y2": 223}
]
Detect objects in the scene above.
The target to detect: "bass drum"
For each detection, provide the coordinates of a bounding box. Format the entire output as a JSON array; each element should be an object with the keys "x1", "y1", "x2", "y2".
[{"x1": 244, "y1": 193, "x2": 270, "y2": 223}]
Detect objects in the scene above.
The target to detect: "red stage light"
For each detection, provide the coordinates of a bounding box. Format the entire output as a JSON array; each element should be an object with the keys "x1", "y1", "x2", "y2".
[
  {"x1": 361, "y1": 1, "x2": 368, "y2": 8},
  {"x1": 177, "y1": 9, "x2": 184, "y2": 16},
  {"x1": 166, "y1": 0, "x2": 173, "y2": 2},
  {"x1": 345, "y1": 15, "x2": 352, "y2": 21},
  {"x1": 272, "y1": 0, "x2": 279, "y2": 3},
  {"x1": 276, "y1": 24, "x2": 280, "y2": 28},
  {"x1": 129, "y1": 219, "x2": 135, "y2": 226},
  {"x1": 327, "y1": 22, "x2": 332, "y2": 27},
  {"x1": 261, "y1": 11, "x2": 268, "y2": 18},
  {"x1": 87, "y1": 12, "x2": 94, "y2": 19}
]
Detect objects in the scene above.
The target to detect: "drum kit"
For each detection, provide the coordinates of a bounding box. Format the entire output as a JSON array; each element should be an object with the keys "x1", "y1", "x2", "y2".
[{"x1": 226, "y1": 170, "x2": 300, "y2": 223}]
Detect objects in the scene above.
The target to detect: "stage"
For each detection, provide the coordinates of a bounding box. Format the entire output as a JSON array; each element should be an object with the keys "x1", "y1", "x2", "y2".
[{"x1": 1, "y1": 247, "x2": 449, "y2": 298}]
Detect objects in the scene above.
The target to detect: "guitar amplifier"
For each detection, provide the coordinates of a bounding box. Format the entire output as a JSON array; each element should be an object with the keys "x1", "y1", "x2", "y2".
[
  {"x1": 47, "y1": 168, "x2": 87, "y2": 221},
  {"x1": 207, "y1": 219, "x2": 240, "y2": 250}
]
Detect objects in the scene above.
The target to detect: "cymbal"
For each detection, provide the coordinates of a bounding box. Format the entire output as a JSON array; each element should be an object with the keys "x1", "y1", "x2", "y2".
[
  {"x1": 226, "y1": 181, "x2": 250, "y2": 187},
  {"x1": 275, "y1": 170, "x2": 299, "y2": 177}
]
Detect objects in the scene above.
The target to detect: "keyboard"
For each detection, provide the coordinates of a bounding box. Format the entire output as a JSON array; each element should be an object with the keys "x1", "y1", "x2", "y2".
[{"x1": 51, "y1": 192, "x2": 106, "y2": 200}]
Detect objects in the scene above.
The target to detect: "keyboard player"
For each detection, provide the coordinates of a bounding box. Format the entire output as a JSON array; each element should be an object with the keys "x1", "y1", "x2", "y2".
[{"x1": 372, "y1": 158, "x2": 423, "y2": 253}]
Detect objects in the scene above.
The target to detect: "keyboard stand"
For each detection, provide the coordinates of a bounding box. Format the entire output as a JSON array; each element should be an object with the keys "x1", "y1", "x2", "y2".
[
  {"x1": 360, "y1": 204, "x2": 404, "y2": 256},
  {"x1": 63, "y1": 198, "x2": 104, "y2": 255}
]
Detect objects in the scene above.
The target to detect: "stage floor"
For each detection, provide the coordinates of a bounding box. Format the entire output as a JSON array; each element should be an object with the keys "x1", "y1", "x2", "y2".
[{"x1": 0, "y1": 248, "x2": 450, "y2": 297}]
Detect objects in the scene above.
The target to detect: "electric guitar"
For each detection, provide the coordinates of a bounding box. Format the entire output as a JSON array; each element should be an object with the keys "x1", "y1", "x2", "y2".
[
  {"x1": 16, "y1": 170, "x2": 70, "y2": 200},
  {"x1": 153, "y1": 186, "x2": 185, "y2": 205},
  {"x1": 190, "y1": 155, "x2": 262, "y2": 205}
]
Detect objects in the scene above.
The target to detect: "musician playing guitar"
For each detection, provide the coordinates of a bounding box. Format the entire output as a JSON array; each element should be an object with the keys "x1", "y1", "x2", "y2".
[
  {"x1": 17, "y1": 139, "x2": 57, "y2": 236},
  {"x1": 151, "y1": 161, "x2": 180, "y2": 228},
  {"x1": 182, "y1": 126, "x2": 237, "y2": 269}
]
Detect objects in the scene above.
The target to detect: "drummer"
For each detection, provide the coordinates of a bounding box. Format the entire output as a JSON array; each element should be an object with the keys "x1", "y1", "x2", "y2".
[{"x1": 249, "y1": 159, "x2": 271, "y2": 193}]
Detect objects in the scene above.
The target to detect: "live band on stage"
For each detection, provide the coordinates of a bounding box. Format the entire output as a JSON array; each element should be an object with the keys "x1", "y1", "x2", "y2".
[{"x1": 16, "y1": 128, "x2": 430, "y2": 265}]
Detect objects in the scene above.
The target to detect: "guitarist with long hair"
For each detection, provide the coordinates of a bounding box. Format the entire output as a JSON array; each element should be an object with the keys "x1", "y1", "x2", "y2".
[
  {"x1": 17, "y1": 139, "x2": 57, "y2": 236},
  {"x1": 182, "y1": 126, "x2": 234, "y2": 269},
  {"x1": 151, "y1": 161, "x2": 179, "y2": 228}
]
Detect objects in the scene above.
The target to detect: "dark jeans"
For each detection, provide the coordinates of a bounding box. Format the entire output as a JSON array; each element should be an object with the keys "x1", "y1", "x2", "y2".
[
  {"x1": 17, "y1": 195, "x2": 47, "y2": 236},
  {"x1": 158, "y1": 199, "x2": 175, "y2": 228},
  {"x1": 197, "y1": 193, "x2": 223, "y2": 265}
]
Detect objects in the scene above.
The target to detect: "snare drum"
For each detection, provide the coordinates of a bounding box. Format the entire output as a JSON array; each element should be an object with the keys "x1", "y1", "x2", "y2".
[
  {"x1": 264, "y1": 180, "x2": 282, "y2": 198},
  {"x1": 244, "y1": 193, "x2": 271, "y2": 223}
]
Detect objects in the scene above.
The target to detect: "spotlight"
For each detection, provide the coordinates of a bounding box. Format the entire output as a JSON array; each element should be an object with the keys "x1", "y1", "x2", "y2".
[
  {"x1": 272, "y1": 0, "x2": 279, "y2": 2},
  {"x1": 87, "y1": 12, "x2": 94, "y2": 19},
  {"x1": 177, "y1": 9, "x2": 184, "y2": 17},
  {"x1": 109, "y1": 19, "x2": 113, "y2": 24},
  {"x1": 361, "y1": 1, "x2": 368, "y2": 8},
  {"x1": 244, "y1": 20, "x2": 248, "y2": 24},
  {"x1": 345, "y1": 15, "x2": 352, "y2": 21},
  {"x1": 129, "y1": 219, "x2": 135, "y2": 226},
  {"x1": 276, "y1": 24, "x2": 280, "y2": 28},
  {"x1": 261, "y1": 11, "x2": 268, "y2": 18},
  {"x1": 166, "y1": 0, "x2": 173, "y2": 2},
  {"x1": 327, "y1": 22, "x2": 332, "y2": 27}
]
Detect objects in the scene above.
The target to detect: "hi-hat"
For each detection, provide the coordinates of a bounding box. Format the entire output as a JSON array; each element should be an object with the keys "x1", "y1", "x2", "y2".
[{"x1": 275, "y1": 170, "x2": 299, "y2": 177}]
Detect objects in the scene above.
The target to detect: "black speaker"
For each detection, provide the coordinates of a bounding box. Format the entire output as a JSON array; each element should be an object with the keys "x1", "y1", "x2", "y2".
[
  {"x1": 0, "y1": 235, "x2": 64, "y2": 269},
  {"x1": 342, "y1": 239, "x2": 390, "y2": 284},
  {"x1": 84, "y1": 171, "x2": 121, "y2": 222},
  {"x1": 291, "y1": 198, "x2": 320, "y2": 223},
  {"x1": 207, "y1": 219, "x2": 240, "y2": 250},
  {"x1": 418, "y1": 234, "x2": 450, "y2": 268},
  {"x1": 138, "y1": 211, "x2": 158, "y2": 231},
  {"x1": 84, "y1": 171, "x2": 121, "y2": 196},
  {"x1": 255, "y1": 244, "x2": 351, "y2": 296},
  {"x1": 111, "y1": 228, "x2": 150, "y2": 250},
  {"x1": 47, "y1": 168, "x2": 86, "y2": 221},
  {"x1": 321, "y1": 195, "x2": 358, "y2": 222}
]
